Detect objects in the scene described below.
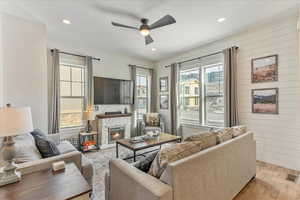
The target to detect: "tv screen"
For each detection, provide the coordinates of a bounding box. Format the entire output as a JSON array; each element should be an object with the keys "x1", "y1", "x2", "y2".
[{"x1": 94, "y1": 77, "x2": 134, "y2": 105}]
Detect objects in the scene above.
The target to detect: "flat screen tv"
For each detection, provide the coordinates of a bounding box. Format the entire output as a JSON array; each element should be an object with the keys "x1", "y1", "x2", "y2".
[{"x1": 94, "y1": 77, "x2": 134, "y2": 105}]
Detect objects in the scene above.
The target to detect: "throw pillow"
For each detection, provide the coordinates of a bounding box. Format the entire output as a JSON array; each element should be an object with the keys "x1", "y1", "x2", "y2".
[
  {"x1": 30, "y1": 129, "x2": 47, "y2": 139},
  {"x1": 35, "y1": 136, "x2": 60, "y2": 158},
  {"x1": 148, "y1": 141, "x2": 203, "y2": 178},
  {"x1": 134, "y1": 151, "x2": 158, "y2": 173},
  {"x1": 214, "y1": 127, "x2": 233, "y2": 144},
  {"x1": 184, "y1": 132, "x2": 217, "y2": 150},
  {"x1": 232, "y1": 125, "x2": 247, "y2": 137},
  {"x1": 146, "y1": 113, "x2": 160, "y2": 126}
]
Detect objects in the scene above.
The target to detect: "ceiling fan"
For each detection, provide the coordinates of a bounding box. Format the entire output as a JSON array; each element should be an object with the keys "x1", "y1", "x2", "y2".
[{"x1": 111, "y1": 15, "x2": 176, "y2": 45}]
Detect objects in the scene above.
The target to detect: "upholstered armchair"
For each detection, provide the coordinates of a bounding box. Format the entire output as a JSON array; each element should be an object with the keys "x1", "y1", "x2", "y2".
[{"x1": 139, "y1": 113, "x2": 165, "y2": 135}]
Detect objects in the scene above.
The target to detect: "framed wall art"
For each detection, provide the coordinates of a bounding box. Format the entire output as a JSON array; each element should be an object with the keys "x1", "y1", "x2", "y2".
[
  {"x1": 252, "y1": 88, "x2": 278, "y2": 114},
  {"x1": 251, "y1": 54, "x2": 278, "y2": 83},
  {"x1": 160, "y1": 94, "x2": 169, "y2": 110},
  {"x1": 159, "y1": 77, "x2": 169, "y2": 92}
]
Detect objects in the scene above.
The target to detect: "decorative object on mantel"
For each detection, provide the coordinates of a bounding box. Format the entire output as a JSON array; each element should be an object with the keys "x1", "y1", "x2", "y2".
[
  {"x1": 0, "y1": 104, "x2": 33, "y2": 186},
  {"x1": 160, "y1": 94, "x2": 169, "y2": 109},
  {"x1": 159, "y1": 77, "x2": 169, "y2": 92},
  {"x1": 251, "y1": 54, "x2": 278, "y2": 83},
  {"x1": 252, "y1": 88, "x2": 279, "y2": 114},
  {"x1": 82, "y1": 106, "x2": 94, "y2": 133}
]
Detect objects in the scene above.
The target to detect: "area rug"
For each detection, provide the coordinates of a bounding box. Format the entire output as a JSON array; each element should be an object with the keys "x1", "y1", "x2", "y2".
[{"x1": 85, "y1": 145, "x2": 161, "y2": 200}]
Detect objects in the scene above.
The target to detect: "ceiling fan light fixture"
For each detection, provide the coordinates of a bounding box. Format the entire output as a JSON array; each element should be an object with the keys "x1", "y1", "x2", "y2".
[{"x1": 140, "y1": 28, "x2": 150, "y2": 36}]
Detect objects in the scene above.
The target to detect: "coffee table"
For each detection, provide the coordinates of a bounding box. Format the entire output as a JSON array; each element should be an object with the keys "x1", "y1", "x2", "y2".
[{"x1": 116, "y1": 133, "x2": 181, "y2": 162}]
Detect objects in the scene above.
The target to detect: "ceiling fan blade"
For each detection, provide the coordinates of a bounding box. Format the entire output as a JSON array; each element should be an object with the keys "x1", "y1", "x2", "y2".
[
  {"x1": 111, "y1": 22, "x2": 138, "y2": 30},
  {"x1": 149, "y1": 15, "x2": 176, "y2": 30},
  {"x1": 145, "y1": 35, "x2": 154, "y2": 45}
]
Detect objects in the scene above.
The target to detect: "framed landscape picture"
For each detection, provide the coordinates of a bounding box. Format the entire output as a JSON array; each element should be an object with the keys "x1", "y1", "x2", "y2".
[
  {"x1": 251, "y1": 54, "x2": 278, "y2": 83},
  {"x1": 160, "y1": 94, "x2": 169, "y2": 110},
  {"x1": 159, "y1": 77, "x2": 169, "y2": 92},
  {"x1": 252, "y1": 88, "x2": 278, "y2": 114}
]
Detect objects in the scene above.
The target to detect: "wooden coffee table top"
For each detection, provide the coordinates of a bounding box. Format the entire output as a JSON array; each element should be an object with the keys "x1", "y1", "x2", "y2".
[
  {"x1": 117, "y1": 133, "x2": 181, "y2": 151},
  {"x1": 0, "y1": 163, "x2": 91, "y2": 200}
]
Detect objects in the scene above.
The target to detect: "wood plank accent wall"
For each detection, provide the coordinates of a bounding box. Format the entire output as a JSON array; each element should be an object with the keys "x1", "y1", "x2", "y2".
[{"x1": 155, "y1": 11, "x2": 300, "y2": 170}]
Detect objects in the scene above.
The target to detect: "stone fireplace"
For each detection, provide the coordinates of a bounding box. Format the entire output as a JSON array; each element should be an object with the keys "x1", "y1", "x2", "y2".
[
  {"x1": 95, "y1": 111, "x2": 132, "y2": 149},
  {"x1": 108, "y1": 126, "x2": 125, "y2": 144}
]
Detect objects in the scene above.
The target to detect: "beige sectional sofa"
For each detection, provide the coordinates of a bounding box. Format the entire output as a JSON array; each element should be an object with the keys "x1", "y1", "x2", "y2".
[{"x1": 105, "y1": 131, "x2": 256, "y2": 200}]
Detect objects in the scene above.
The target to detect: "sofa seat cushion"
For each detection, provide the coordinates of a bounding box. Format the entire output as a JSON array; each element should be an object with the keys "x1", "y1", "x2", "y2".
[
  {"x1": 35, "y1": 136, "x2": 60, "y2": 158},
  {"x1": 14, "y1": 133, "x2": 42, "y2": 164},
  {"x1": 232, "y1": 125, "x2": 247, "y2": 137},
  {"x1": 57, "y1": 141, "x2": 77, "y2": 154},
  {"x1": 214, "y1": 127, "x2": 233, "y2": 144},
  {"x1": 184, "y1": 132, "x2": 217, "y2": 149},
  {"x1": 148, "y1": 141, "x2": 203, "y2": 178},
  {"x1": 81, "y1": 155, "x2": 94, "y2": 186}
]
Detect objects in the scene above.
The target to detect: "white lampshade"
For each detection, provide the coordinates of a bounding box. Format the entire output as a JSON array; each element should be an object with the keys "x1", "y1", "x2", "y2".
[
  {"x1": 0, "y1": 106, "x2": 33, "y2": 136},
  {"x1": 82, "y1": 111, "x2": 94, "y2": 121}
]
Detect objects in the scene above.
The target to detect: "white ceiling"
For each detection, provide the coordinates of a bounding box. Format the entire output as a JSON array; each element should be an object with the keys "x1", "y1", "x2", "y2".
[{"x1": 0, "y1": 0, "x2": 299, "y2": 62}]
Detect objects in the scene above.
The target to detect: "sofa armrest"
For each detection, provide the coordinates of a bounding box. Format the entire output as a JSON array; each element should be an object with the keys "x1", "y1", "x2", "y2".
[
  {"x1": 17, "y1": 151, "x2": 82, "y2": 175},
  {"x1": 47, "y1": 134, "x2": 61, "y2": 145},
  {"x1": 108, "y1": 159, "x2": 172, "y2": 200}
]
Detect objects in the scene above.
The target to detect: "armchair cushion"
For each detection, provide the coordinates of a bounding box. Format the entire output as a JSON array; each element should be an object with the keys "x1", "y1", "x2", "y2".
[
  {"x1": 134, "y1": 151, "x2": 158, "y2": 173},
  {"x1": 57, "y1": 141, "x2": 77, "y2": 154},
  {"x1": 145, "y1": 113, "x2": 160, "y2": 127}
]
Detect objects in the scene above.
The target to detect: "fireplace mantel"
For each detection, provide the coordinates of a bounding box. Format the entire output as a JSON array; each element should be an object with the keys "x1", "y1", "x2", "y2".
[{"x1": 96, "y1": 113, "x2": 132, "y2": 119}]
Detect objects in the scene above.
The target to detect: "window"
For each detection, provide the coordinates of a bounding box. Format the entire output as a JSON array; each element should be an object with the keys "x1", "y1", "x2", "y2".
[
  {"x1": 179, "y1": 62, "x2": 224, "y2": 127},
  {"x1": 60, "y1": 64, "x2": 86, "y2": 128},
  {"x1": 136, "y1": 74, "x2": 149, "y2": 120},
  {"x1": 185, "y1": 86, "x2": 190, "y2": 95}
]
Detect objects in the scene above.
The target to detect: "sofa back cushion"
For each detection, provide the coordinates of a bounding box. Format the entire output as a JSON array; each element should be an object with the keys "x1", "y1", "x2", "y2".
[
  {"x1": 214, "y1": 127, "x2": 233, "y2": 144},
  {"x1": 148, "y1": 141, "x2": 203, "y2": 178},
  {"x1": 232, "y1": 125, "x2": 247, "y2": 137},
  {"x1": 14, "y1": 133, "x2": 42, "y2": 163},
  {"x1": 184, "y1": 132, "x2": 217, "y2": 150}
]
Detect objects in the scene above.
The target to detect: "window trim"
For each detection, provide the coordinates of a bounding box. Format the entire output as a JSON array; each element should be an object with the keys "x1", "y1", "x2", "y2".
[
  {"x1": 136, "y1": 73, "x2": 149, "y2": 120},
  {"x1": 59, "y1": 63, "x2": 88, "y2": 129},
  {"x1": 179, "y1": 62, "x2": 224, "y2": 128}
]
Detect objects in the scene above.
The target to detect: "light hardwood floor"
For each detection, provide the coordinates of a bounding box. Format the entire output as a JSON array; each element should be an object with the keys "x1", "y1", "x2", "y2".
[{"x1": 234, "y1": 161, "x2": 300, "y2": 200}]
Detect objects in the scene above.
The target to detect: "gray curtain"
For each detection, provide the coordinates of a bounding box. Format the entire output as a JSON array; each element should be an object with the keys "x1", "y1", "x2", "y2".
[
  {"x1": 130, "y1": 65, "x2": 138, "y2": 137},
  {"x1": 223, "y1": 47, "x2": 239, "y2": 127},
  {"x1": 49, "y1": 49, "x2": 60, "y2": 134},
  {"x1": 86, "y1": 56, "x2": 93, "y2": 107},
  {"x1": 170, "y1": 63, "x2": 180, "y2": 135},
  {"x1": 149, "y1": 68, "x2": 156, "y2": 112}
]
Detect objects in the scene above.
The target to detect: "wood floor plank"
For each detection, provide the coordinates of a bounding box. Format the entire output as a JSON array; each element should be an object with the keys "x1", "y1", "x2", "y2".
[{"x1": 234, "y1": 161, "x2": 300, "y2": 200}]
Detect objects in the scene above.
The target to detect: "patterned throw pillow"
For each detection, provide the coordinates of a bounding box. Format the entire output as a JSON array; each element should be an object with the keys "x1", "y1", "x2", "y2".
[
  {"x1": 184, "y1": 132, "x2": 217, "y2": 150},
  {"x1": 232, "y1": 125, "x2": 247, "y2": 137},
  {"x1": 146, "y1": 113, "x2": 160, "y2": 126},
  {"x1": 35, "y1": 136, "x2": 60, "y2": 158},
  {"x1": 148, "y1": 141, "x2": 203, "y2": 178},
  {"x1": 214, "y1": 127, "x2": 233, "y2": 144}
]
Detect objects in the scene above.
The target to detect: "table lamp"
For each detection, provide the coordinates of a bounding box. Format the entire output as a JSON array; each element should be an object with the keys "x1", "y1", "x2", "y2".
[
  {"x1": 82, "y1": 110, "x2": 94, "y2": 133},
  {"x1": 0, "y1": 104, "x2": 33, "y2": 186}
]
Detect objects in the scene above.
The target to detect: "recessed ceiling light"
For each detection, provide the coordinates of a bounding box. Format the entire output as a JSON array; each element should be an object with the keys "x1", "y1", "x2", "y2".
[
  {"x1": 62, "y1": 19, "x2": 71, "y2": 24},
  {"x1": 217, "y1": 17, "x2": 226, "y2": 23},
  {"x1": 151, "y1": 48, "x2": 156, "y2": 51}
]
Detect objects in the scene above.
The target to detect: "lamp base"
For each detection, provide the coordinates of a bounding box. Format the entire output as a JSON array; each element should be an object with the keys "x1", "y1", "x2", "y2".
[{"x1": 0, "y1": 167, "x2": 21, "y2": 186}]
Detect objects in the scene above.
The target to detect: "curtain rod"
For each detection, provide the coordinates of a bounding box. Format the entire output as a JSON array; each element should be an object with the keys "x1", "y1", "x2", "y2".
[
  {"x1": 129, "y1": 64, "x2": 153, "y2": 70},
  {"x1": 165, "y1": 46, "x2": 239, "y2": 68},
  {"x1": 50, "y1": 49, "x2": 101, "y2": 61}
]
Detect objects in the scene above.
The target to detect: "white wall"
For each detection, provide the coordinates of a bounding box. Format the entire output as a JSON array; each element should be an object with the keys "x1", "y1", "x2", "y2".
[
  {"x1": 155, "y1": 12, "x2": 300, "y2": 171},
  {"x1": 1, "y1": 14, "x2": 48, "y2": 132}
]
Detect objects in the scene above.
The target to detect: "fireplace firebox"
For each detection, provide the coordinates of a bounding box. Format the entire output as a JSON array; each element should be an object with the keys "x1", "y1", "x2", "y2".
[{"x1": 108, "y1": 126, "x2": 125, "y2": 144}]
